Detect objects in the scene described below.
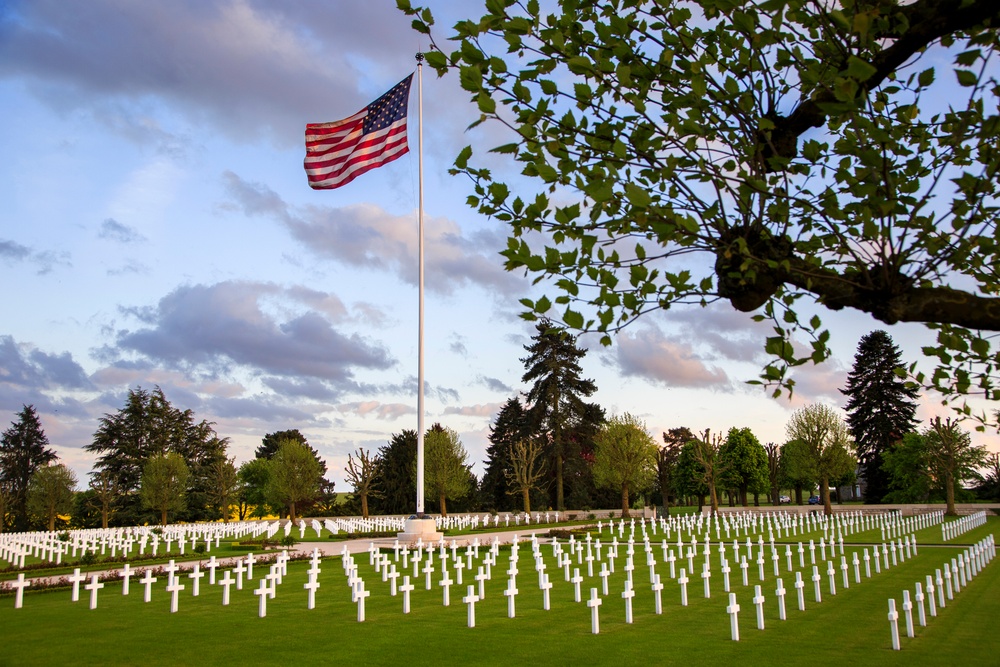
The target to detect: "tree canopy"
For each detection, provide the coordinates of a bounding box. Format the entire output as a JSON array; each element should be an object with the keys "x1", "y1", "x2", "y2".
[
  {"x1": 27, "y1": 463, "x2": 76, "y2": 532},
  {"x1": 403, "y1": 0, "x2": 1000, "y2": 421},
  {"x1": 592, "y1": 412, "x2": 658, "y2": 516},
  {"x1": 785, "y1": 403, "x2": 857, "y2": 514}
]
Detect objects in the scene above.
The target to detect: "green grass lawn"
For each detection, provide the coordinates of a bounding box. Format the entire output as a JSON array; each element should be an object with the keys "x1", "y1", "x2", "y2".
[{"x1": 1, "y1": 517, "x2": 997, "y2": 666}]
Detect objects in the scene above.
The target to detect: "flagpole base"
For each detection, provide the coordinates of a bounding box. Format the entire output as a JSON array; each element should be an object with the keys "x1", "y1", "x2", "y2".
[{"x1": 397, "y1": 516, "x2": 443, "y2": 545}]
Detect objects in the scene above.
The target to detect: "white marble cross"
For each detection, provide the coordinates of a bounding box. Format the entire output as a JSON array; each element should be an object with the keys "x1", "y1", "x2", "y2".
[
  {"x1": 400, "y1": 576, "x2": 414, "y2": 614},
  {"x1": 219, "y1": 570, "x2": 234, "y2": 606},
  {"x1": 564, "y1": 568, "x2": 580, "y2": 602},
  {"x1": 246, "y1": 552, "x2": 257, "y2": 579},
  {"x1": 463, "y1": 585, "x2": 480, "y2": 627},
  {"x1": 652, "y1": 574, "x2": 664, "y2": 615},
  {"x1": 622, "y1": 580, "x2": 635, "y2": 624},
  {"x1": 206, "y1": 556, "x2": 219, "y2": 584},
  {"x1": 356, "y1": 584, "x2": 370, "y2": 622},
  {"x1": 166, "y1": 578, "x2": 185, "y2": 614},
  {"x1": 121, "y1": 563, "x2": 133, "y2": 596},
  {"x1": 440, "y1": 571, "x2": 453, "y2": 607},
  {"x1": 811, "y1": 566, "x2": 822, "y2": 603},
  {"x1": 387, "y1": 565, "x2": 400, "y2": 596},
  {"x1": 11, "y1": 573, "x2": 30, "y2": 609},
  {"x1": 540, "y1": 573, "x2": 553, "y2": 611},
  {"x1": 233, "y1": 560, "x2": 247, "y2": 590},
  {"x1": 727, "y1": 593, "x2": 741, "y2": 641},
  {"x1": 140, "y1": 570, "x2": 157, "y2": 603},
  {"x1": 702, "y1": 562, "x2": 712, "y2": 598},
  {"x1": 775, "y1": 578, "x2": 787, "y2": 620},
  {"x1": 678, "y1": 568, "x2": 689, "y2": 606},
  {"x1": 752, "y1": 585, "x2": 765, "y2": 630},
  {"x1": 721, "y1": 560, "x2": 731, "y2": 592},
  {"x1": 840, "y1": 556, "x2": 850, "y2": 589},
  {"x1": 925, "y1": 575, "x2": 937, "y2": 618},
  {"x1": 826, "y1": 560, "x2": 837, "y2": 596},
  {"x1": 504, "y1": 579, "x2": 518, "y2": 618},
  {"x1": 85, "y1": 574, "x2": 104, "y2": 610},
  {"x1": 914, "y1": 582, "x2": 927, "y2": 627},
  {"x1": 901, "y1": 590, "x2": 914, "y2": 638},
  {"x1": 69, "y1": 568, "x2": 86, "y2": 602},
  {"x1": 475, "y1": 567, "x2": 488, "y2": 599},
  {"x1": 599, "y1": 562, "x2": 610, "y2": 596},
  {"x1": 888, "y1": 599, "x2": 901, "y2": 650},
  {"x1": 588, "y1": 587, "x2": 602, "y2": 634},
  {"x1": 740, "y1": 557, "x2": 749, "y2": 587},
  {"x1": 189, "y1": 563, "x2": 205, "y2": 597},
  {"x1": 254, "y1": 579, "x2": 268, "y2": 618},
  {"x1": 304, "y1": 573, "x2": 320, "y2": 610}
]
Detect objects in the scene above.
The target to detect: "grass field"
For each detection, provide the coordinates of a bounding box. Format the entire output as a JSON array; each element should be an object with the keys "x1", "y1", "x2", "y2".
[{"x1": 1, "y1": 516, "x2": 997, "y2": 666}]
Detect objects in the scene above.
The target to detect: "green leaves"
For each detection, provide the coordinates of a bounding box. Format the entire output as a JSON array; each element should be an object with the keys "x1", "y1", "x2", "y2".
[{"x1": 401, "y1": 0, "x2": 1000, "y2": 425}]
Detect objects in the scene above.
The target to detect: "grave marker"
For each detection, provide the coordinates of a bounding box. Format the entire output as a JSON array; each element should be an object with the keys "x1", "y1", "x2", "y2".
[
  {"x1": 588, "y1": 588, "x2": 603, "y2": 634},
  {"x1": 85, "y1": 574, "x2": 104, "y2": 610},
  {"x1": 752, "y1": 585, "x2": 765, "y2": 630},
  {"x1": 463, "y1": 585, "x2": 480, "y2": 628},
  {"x1": 220, "y1": 570, "x2": 234, "y2": 606},
  {"x1": 140, "y1": 570, "x2": 157, "y2": 603},
  {"x1": 11, "y1": 573, "x2": 30, "y2": 609},
  {"x1": 726, "y1": 593, "x2": 741, "y2": 641}
]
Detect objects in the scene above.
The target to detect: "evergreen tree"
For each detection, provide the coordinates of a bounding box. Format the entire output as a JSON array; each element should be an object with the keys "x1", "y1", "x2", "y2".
[
  {"x1": 481, "y1": 397, "x2": 531, "y2": 512},
  {"x1": 841, "y1": 330, "x2": 919, "y2": 503},
  {"x1": 521, "y1": 319, "x2": 599, "y2": 510},
  {"x1": 0, "y1": 405, "x2": 57, "y2": 531},
  {"x1": 86, "y1": 386, "x2": 229, "y2": 525},
  {"x1": 370, "y1": 430, "x2": 417, "y2": 515}
]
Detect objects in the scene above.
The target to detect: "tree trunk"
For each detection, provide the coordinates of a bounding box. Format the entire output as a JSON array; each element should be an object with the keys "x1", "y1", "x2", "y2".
[
  {"x1": 48, "y1": 513, "x2": 56, "y2": 532},
  {"x1": 697, "y1": 495, "x2": 705, "y2": 511},
  {"x1": 101, "y1": 507, "x2": 109, "y2": 530},
  {"x1": 821, "y1": 475, "x2": 832, "y2": 516},
  {"x1": 161, "y1": 508, "x2": 168, "y2": 526},
  {"x1": 709, "y1": 483, "x2": 719, "y2": 514},
  {"x1": 945, "y1": 470, "x2": 957, "y2": 516},
  {"x1": 439, "y1": 493, "x2": 447, "y2": 517},
  {"x1": 741, "y1": 487, "x2": 749, "y2": 507},
  {"x1": 289, "y1": 501, "x2": 297, "y2": 524},
  {"x1": 795, "y1": 485, "x2": 803, "y2": 505},
  {"x1": 621, "y1": 483, "x2": 630, "y2": 518},
  {"x1": 522, "y1": 487, "x2": 531, "y2": 514},
  {"x1": 555, "y1": 453, "x2": 564, "y2": 511},
  {"x1": 753, "y1": 492, "x2": 759, "y2": 507},
  {"x1": 361, "y1": 493, "x2": 369, "y2": 519}
]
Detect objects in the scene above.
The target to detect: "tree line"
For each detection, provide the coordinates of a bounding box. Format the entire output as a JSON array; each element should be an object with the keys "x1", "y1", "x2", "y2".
[{"x1": 1, "y1": 329, "x2": 998, "y2": 532}]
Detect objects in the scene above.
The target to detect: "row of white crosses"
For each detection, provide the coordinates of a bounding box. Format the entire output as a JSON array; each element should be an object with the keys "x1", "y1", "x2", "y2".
[
  {"x1": 940, "y1": 511, "x2": 988, "y2": 541},
  {"x1": 888, "y1": 534, "x2": 996, "y2": 650},
  {"x1": 6, "y1": 549, "x2": 293, "y2": 615},
  {"x1": 0, "y1": 521, "x2": 277, "y2": 570}
]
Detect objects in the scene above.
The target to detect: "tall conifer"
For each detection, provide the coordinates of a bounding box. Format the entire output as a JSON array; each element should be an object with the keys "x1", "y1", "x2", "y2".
[{"x1": 841, "y1": 330, "x2": 919, "y2": 503}]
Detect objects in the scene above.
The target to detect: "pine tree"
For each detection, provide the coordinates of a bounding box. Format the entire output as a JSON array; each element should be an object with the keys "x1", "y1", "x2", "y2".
[
  {"x1": 481, "y1": 397, "x2": 531, "y2": 512},
  {"x1": 0, "y1": 405, "x2": 57, "y2": 531},
  {"x1": 841, "y1": 330, "x2": 919, "y2": 503},
  {"x1": 521, "y1": 319, "x2": 599, "y2": 510},
  {"x1": 370, "y1": 430, "x2": 417, "y2": 515}
]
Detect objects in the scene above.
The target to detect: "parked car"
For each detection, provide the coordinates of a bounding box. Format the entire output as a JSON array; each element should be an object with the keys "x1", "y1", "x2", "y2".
[
  {"x1": 779, "y1": 495, "x2": 791, "y2": 504},
  {"x1": 807, "y1": 495, "x2": 821, "y2": 505}
]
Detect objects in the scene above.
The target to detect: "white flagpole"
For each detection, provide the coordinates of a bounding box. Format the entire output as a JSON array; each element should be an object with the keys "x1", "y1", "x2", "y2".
[{"x1": 415, "y1": 53, "x2": 425, "y2": 518}]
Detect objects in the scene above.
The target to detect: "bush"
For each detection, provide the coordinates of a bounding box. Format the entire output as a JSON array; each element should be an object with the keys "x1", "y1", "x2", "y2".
[
  {"x1": 279, "y1": 535, "x2": 297, "y2": 547},
  {"x1": 193, "y1": 543, "x2": 206, "y2": 554},
  {"x1": 79, "y1": 551, "x2": 97, "y2": 565},
  {"x1": 57, "y1": 531, "x2": 70, "y2": 542}
]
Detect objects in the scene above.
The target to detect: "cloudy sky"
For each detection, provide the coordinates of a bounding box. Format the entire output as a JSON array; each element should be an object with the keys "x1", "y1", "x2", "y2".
[{"x1": 1, "y1": 0, "x2": 995, "y2": 494}]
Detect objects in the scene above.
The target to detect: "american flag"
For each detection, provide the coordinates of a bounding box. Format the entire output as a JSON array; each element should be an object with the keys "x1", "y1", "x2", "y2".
[{"x1": 304, "y1": 74, "x2": 413, "y2": 190}]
